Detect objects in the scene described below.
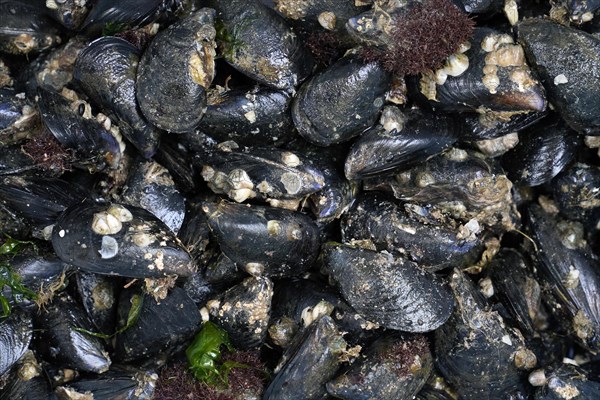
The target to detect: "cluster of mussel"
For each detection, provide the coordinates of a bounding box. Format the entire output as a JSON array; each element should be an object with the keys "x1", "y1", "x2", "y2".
[{"x1": 3, "y1": 0, "x2": 600, "y2": 399}]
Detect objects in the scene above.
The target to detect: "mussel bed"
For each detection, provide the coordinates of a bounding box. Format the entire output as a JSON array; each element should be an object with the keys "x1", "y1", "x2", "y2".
[{"x1": 2, "y1": 0, "x2": 600, "y2": 399}]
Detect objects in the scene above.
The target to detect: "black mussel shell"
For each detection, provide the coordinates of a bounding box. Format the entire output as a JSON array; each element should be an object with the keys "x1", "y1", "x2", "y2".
[
  {"x1": 210, "y1": 0, "x2": 313, "y2": 90},
  {"x1": 121, "y1": 159, "x2": 185, "y2": 234},
  {"x1": 55, "y1": 368, "x2": 157, "y2": 400},
  {"x1": 344, "y1": 107, "x2": 462, "y2": 180},
  {"x1": 207, "y1": 276, "x2": 273, "y2": 349},
  {"x1": 502, "y1": 115, "x2": 581, "y2": 187},
  {"x1": 526, "y1": 204, "x2": 600, "y2": 352},
  {"x1": 552, "y1": 163, "x2": 600, "y2": 222},
  {"x1": 461, "y1": 109, "x2": 547, "y2": 140},
  {"x1": 37, "y1": 87, "x2": 124, "y2": 172},
  {"x1": 321, "y1": 243, "x2": 454, "y2": 332},
  {"x1": 533, "y1": 363, "x2": 600, "y2": 399},
  {"x1": 136, "y1": 9, "x2": 216, "y2": 133},
  {"x1": 327, "y1": 333, "x2": 432, "y2": 400},
  {"x1": 75, "y1": 272, "x2": 118, "y2": 335},
  {"x1": 518, "y1": 18, "x2": 600, "y2": 135},
  {"x1": 73, "y1": 37, "x2": 160, "y2": 158},
  {"x1": 0, "y1": 375, "x2": 54, "y2": 400},
  {"x1": 435, "y1": 269, "x2": 530, "y2": 400},
  {"x1": 365, "y1": 148, "x2": 518, "y2": 231},
  {"x1": 80, "y1": 0, "x2": 179, "y2": 35},
  {"x1": 197, "y1": 144, "x2": 325, "y2": 204},
  {"x1": 341, "y1": 192, "x2": 484, "y2": 271},
  {"x1": 114, "y1": 286, "x2": 200, "y2": 364},
  {"x1": 198, "y1": 86, "x2": 295, "y2": 147},
  {"x1": 292, "y1": 54, "x2": 391, "y2": 146},
  {"x1": 487, "y1": 248, "x2": 548, "y2": 336},
  {"x1": 263, "y1": 315, "x2": 347, "y2": 400},
  {"x1": 52, "y1": 201, "x2": 194, "y2": 278},
  {"x1": 417, "y1": 27, "x2": 546, "y2": 113},
  {"x1": 0, "y1": 176, "x2": 92, "y2": 227},
  {"x1": 0, "y1": 1, "x2": 62, "y2": 55},
  {"x1": 0, "y1": 88, "x2": 39, "y2": 145},
  {"x1": 203, "y1": 201, "x2": 320, "y2": 278},
  {"x1": 0, "y1": 308, "x2": 32, "y2": 376},
  {"x1": 36, "y1": 293, "x2": 111, "y2": 374}
]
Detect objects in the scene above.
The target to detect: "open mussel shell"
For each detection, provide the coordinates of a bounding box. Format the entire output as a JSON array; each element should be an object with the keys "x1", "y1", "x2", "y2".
[
  {"x1": 344, "y1": 107, "x2": 462, "y2": 180},
  {"x1": 203, "y1": 201, "x2": 320, "y2": 278},
  {"x1": 37, "y1": 87, "x2": 124, "y2": 172},
  {"x1": 517, "y1": 18, "x2": 600, "y2": 135},
  {"x1": 417, "y1": 27, "x2": 546, "y2": 113},
  {"x1": 73, "y1": 36, "x2": 160, "y2": 158},
  {"x1": 114, "y1": 286, "x2": 201, "y2": 364},
  {"x1": 197, "y1": 86, "x2": 295, "y2": 147},
  {"x1": 0, "y1": 308, "x2": 32, "y2": 376},
  {"x1": 292, "y1": 53, "x2": 391, "y2": 146},
  {"x1": 55, "y1": 368, "x2": 157, "y2": 400},
  {"x1": 341, "y1": 192, "x2": 484, "y2": 271},
  {"x1": 35, "y1": 292, "x2": 111, "y2": 374},
  {"x1": 526, "y1": 204, "x2": 600, "y2": 352},
  {"x1": 52, "y1": 201, "x2": 194, "y2": 278},
  {"x1": 210, "y1": 0, "x2": 313, "y2": 90},
  {"x1": 207, "y1": 276, "x2": 273, "y2": 349},
  {"x1": 321, "y1": 243, "x2": 454, "y2": 332},
  {"x1": 0, "y1": 176, "x2": 92, "y2": 227},
  {"x1": 263, "y1": 315, "x2": 348, "y2": 400},
  {"x1": 136, "y1": 8, "x2": 216, "y2": 133},
  {"x1": 435, "y1": 269, "x2": 531, "y2": 400},
  {"x1": 327, "y1": 333, "x2": 432, "y2": 400},
  {"x1": 502, "y1": 115, "x2": 581, "y2": 187},
  {"x1": 121, "y1": 159, "x2": 185, "y2": 234}
]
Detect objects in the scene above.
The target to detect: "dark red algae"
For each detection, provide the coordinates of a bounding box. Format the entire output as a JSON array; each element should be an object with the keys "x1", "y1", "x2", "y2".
[
  {"x1": 360, "y1": 0, "x2": 475, "y2": 76},
  {"x1": 154, "y1": 350, "x2": 267, "y2": 400}
]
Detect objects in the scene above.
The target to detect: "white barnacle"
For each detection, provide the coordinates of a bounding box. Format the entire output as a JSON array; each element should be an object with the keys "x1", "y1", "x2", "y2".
[
  {"x1": 228, "y1": 169, "x2": 254, "y2": 190},
  {"x1": 554, "y1": 74, "x2": 568, "y2": 85},
  {"x1": 98, "y1": 236, "x2": 118, "y2": 259},
  {"x1": 528, "y1": 369, "x2": 547, "y2": 387},
  {"x1": 245, "y1": 262, "x2": 264, "y2": 276},
  {"x1": 133, "y1": 233, "x2": 155, "y2": 247},
  {"x1": 281, "y1": 151, "x2": 301, "y2": 167},
  {"x1": 92, "y1": 211, "x2": 122, "y2": 235},
  {"x1": 107, "y1": 204, "x2": 133, "y2": 222},
  {"x1": 280, "y1": 172, "x2": 302, "y2": 194},
  {"x1": 317, "y1": 11, "x2": 336, "y2": 30},
  {"x1": 444, "y1": 53, "x2": 469, "y2": 77},
  {"x1": 267, "y1": 220, "x2": 282, "y2": 236}
]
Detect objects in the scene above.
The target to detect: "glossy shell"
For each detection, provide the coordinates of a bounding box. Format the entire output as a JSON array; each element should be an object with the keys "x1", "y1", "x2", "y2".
[
  {"x1": 74, "y1": 37, "x2": 160, "y2": 158},
  {"x1": 52, "y1": 201, "x2": 194, "y2": 278},
  {"x1": 292, "y1": 54, "x2": 391, "y2": 146}
]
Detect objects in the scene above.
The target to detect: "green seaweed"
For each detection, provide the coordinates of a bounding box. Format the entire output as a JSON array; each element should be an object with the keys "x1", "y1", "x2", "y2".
[
  {"x1": 0, "y1": 237, "x2": 38, "y2": 317},
  {"x1": 74, "y1": 293, "x2": 143, "y2": 339},
  {"x1": 186, "y1": 321, "x2": 250, "y2": 387}
]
